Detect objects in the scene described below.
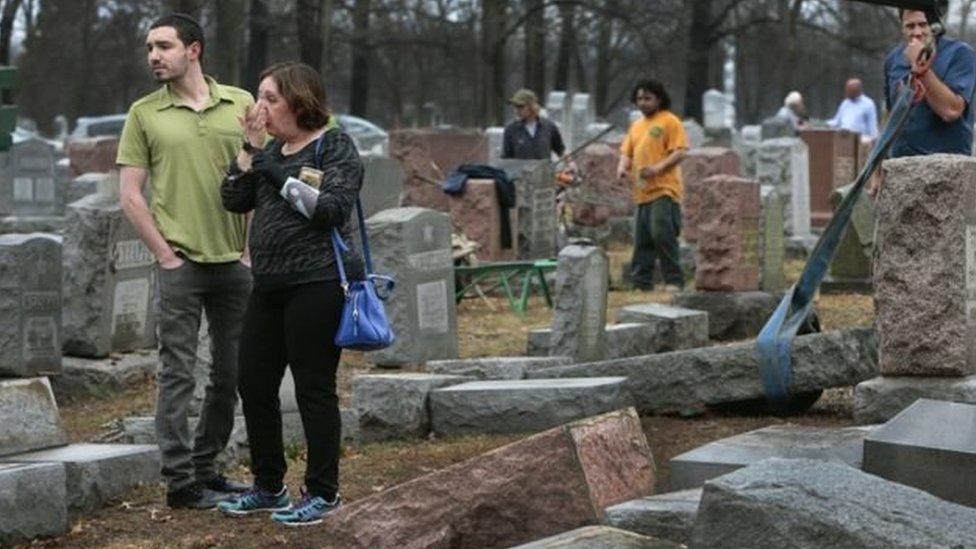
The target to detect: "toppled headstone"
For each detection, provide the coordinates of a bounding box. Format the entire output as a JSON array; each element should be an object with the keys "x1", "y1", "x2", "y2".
[
  {"x1": 66, "y1": 136, "x2": 119, "y2": 176},
  {"x1": 0, "y1": 463, "x2": 67, "y2": 545},
  {"x1": 426, "y1": 356, "x2": 572, "y2": 380},
  {"x1": 0, "y1": 443, "x2": 160, "y2": 514},
  {"x1": 0, "y1": 233, "x2": 62, "y2": 377},
  {"x1": 668, "y1": 424, "x2": 874, "y2": 491},
  {"x1": 864, "y1": 398, "x2": 976, "y2": 507},
  {"x1": 528, "y1": 323, "x2": 662, "y2": 360},
  {"x1": 691, "y1": 458, "x2": 976, "y2": 548},
  {"x1": 528, "y1": 328, "x2": 876, "y2": 415},
  {"x1": 0, "y1": 215, "x2": 65, "y2": 235},
  {"x1": 0, "y1": 377, "x2": 68, "y2": 457},
  {"x1": 550, "y1": 245, "x2": 608, "y2": 362},
  {"x1": 799, "y1": 128, "x2": 859, "y2": 228},
  {"x1": 681, "y1": 148, "x2": 741, "y2": 243},
  {"x1": 53, "y1": 352, "x2": 157, "y2": 401},
  {"x1": 448, "y1": 178, "x2": 517, "y2": 261},
  {"x1": 513, "y1": 525, "x2": 679, "y2": 549},
  {"x1": 389, "y1": 129, "x2": 487, "y2": 213},
  {"x1": 62, "y1": 188, "x2": 158, "y2": 357},
  {"x1": 429, "y1": 377, "x2": 631, "y2": 436},
  {"x1": 694, "y1": 175, "x2": 761, "y2": 291},
  {"x1": 854, "y1": 374, "x2": 976, "y2": 423},
  {"x1": 353, "y1": 373, "x2": 472, "y2": 442},
  {"x1": 326, "y1": 408, "x2": 655, "y2": 548},
  {"x1": 365, "y1": 208, "x2": 459, "y2": 366},
  {"x1": 494, "y1": 159, "x2": 557, "y2": 260},
  {"x1": 671, "y1": 291, "x2": 779, "y2": 340},
  {"x1": 0, "y1": 137, "x2": 61, "y2": 216},
  {"x1": 873, "y1": 155, "x2": 975, "y2": 376},
  {"x1": 65, "y1": 172, "x2": 111, "y2": 207},
  {"x1": 603, "y1": 488, "x2": 702, "y2": 545},
  {"x1": 359, "y1": 154, "x2": 404, "y2": 218},
  {"x1": 756, "y1": 137, "x2": 810, "y2": 238},
  {"x1": 615, "y1": 303, "x2": 708, "y2": 352}
]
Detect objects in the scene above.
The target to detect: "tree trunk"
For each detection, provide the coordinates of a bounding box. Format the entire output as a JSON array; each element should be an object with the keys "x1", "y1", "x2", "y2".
[
  {"x1": 553, "y1": 2, "x2": 575, "y2": 91},
  {"x1": 349, "y1": 0, "x2": 372, "y2": 116},
  {"x1": 243, "y1": 0, "x2": 269, "y2": 93},
  {"x1": 594, "y1": 0, "x2": 615, "y2": 114},
  {"x1": 683, "y1": 0, "x2": 712, "y2": 122},
  {"x1": 319, "y1": 0, "x2": 335, "y2": 75},
  {"x1": 523, "y1": 0, "x2": 545, "y2": 98},
  {"x1": 169, "y1": 0, "x2": 201, "y2": 17},
  {"x1": 480, "y1": 0, "x2": 506, "y2": 125},
  {"x1": 0, "y1": 0, "x2": 23, "y2": 65},
  {"x1": 213, "y1": 0, "x2": 245, "y2": 85},
  {"x1": 296, "y1": 0, "x2": 321, "y2": 70},
  {"x1": 22, "y1": 0, "x2": 34, "y2": 40}
]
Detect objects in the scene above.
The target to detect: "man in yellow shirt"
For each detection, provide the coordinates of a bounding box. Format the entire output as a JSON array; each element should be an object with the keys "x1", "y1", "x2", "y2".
[
  {"x1": 117, "y1": 13, "x2": 254, "y2": 510},
  {"x1": 616, "y1": 79, "x2": 688, "y2": 291}
]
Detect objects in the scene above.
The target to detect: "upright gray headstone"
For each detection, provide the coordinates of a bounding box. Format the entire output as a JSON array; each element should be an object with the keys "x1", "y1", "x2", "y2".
[
  {"x1": 827, "y1": 181, "x2": 874, "y2": 287},
  {"x1": 756, "y1": 137, "x2": 810, "y2": 238},
  {"x1": 495, "y1": 158, "x2": 556, "y2": 259},
  {"x1": 365, "y1": 208, "x2": 458, "y2": 366},
  {"x1": 702, "y1": 89, "x2": 731, "y2": 132},
  {"x1": 545, "y1": 90, "x2": 570, "y2": 131},
  {"x1": 550, "y1": 244, "x2": 608, "y2": 362},
  {"x1": 737, "y1": 125, "x2": 762, "y2": 177},
  {"x1": 568, "y1": 93, "x2": 593, "y2": 151},
  {"x1": 63, "y1": 180, "x2": 157, "y2": 358},
  {"x1": 0, "y1": 233, "x2": 62, "y2": 376},
  {"x1": 65, "y1": 172, "x2": 111, "y2": 207},
  {"x1": 682, "y1": 119, "x2": 706, "y2": 149},
  {"x1": 760, "y1": 116, "x2": 793, "y2": 139},
  {"x1": 486, "y1": 126, "x2": 504, "y2": 164},
  {"x1": 759, "y1": 185, "x2": 785, "y2": 292},
  {"x1": 0, "y1": 137, "x2": 61, "y2": 216},
  {"x1": 359, "y1": 154, "x2": 405, "y2": 219}
]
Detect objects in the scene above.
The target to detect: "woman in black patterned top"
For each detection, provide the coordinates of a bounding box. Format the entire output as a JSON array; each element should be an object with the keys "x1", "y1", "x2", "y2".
[{"x1": 218, "y1": 61, "x2": 362, "y2": 526}]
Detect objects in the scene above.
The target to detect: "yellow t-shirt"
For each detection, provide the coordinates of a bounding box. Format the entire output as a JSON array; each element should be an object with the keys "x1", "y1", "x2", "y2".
[{"x1": 620, "y1": 110, "x2": 688, "y2": 205}]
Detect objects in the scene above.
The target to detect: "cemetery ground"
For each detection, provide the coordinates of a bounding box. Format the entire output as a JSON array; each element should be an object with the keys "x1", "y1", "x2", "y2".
[{"x1": 35, "y1": 258, "x2": 872, "y2": 548}]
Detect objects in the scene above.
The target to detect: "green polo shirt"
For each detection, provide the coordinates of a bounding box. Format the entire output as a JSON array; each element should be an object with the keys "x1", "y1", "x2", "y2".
[{"x1": 117, "y1": 76, "x2": 253, "y2": 263}]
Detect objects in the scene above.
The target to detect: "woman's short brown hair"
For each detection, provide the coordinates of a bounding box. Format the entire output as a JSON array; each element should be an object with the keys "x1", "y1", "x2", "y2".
[{"x1": 259, "y1": 61, "x2": 331, "y2": 131}]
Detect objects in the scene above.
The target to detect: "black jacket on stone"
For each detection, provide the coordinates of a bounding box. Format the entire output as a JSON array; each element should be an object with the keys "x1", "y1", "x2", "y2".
[{"x1": 221, "y1": 126, "x2": 365, "y2": 291}]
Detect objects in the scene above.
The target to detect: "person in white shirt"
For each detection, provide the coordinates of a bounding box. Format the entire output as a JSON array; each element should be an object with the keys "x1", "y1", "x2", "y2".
[{"x1": 828, "y1": 78, "x2": 879, "y2": 139}]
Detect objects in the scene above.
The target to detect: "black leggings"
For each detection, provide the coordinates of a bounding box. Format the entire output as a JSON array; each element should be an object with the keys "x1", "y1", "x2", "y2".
[{"x1": 238, "y1": 279, "x2": 343, "y2": 499}]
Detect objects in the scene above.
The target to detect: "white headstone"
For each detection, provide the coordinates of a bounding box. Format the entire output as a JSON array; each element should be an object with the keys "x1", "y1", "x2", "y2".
[{"x1": 756, "y1": 137, "x2": 811, "y2": 237}]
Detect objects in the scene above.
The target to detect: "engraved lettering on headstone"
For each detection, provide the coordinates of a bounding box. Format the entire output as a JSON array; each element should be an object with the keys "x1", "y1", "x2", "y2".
[
  {"x1": 408, "y1": 249, "x2": 452, "y2": 271},
  {"x1": 22, "y1": 291, "x2": 58, "y2": 311},
  {"x1": 33, "y1": 177, "x2": 55, "y2": 203},
  {"x1": 416, "y1": 279, "x2": 449, "y2": 333},
  {"x1": 24, "y1": 316, "x2": 58, "y2": 359},
  {"x1": 18, "y1": 156, "x2": 51, "y2": 170},
  {"x1": 580, "y1": 261, "x2": 605, "y2": 355},
  {"x1": 113, "y1": 239, "x2": 155, "y2": 270},
  {"x1": 13, "y1": 177, "x2": 32, "y2": 201},
  {"x1": 111, "y1": 278, "x2": 150, "y2": 341}
]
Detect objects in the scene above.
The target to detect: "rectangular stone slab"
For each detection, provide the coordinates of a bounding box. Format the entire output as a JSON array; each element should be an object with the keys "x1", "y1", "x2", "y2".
[
  {"x1": 864, "y1": 398, "x2": 976, "y2": 507},
  {"x1": 874, "y1": 154, "x2": 976, "y2": 376},
  {"x1": 668, "y1": 425, "x2": 874, "y2": 491},
  {"x1": 429, "y1": 377, "x2": 631, "y2": 436},
  {"x1": 353, "y1": 373, "x2": 473, "y2": 442},
  {"x1": 854, "y1": 374, "x2": 976, "y2": 423},
  {"x1": 527, "y1": 323, "x2": 659, "y2": 360},
  {"x1": 0, "y1": 443, "x2": 160, "y2": 513},
  {"x1": 0, "y1": 462, "x2": 67, "y2": 545},
  {"x1": 0, "y1": 377, "x2": 68, "y2": 457},
  {"x1": 615, "y1": 303, "x2": 708, "y2": 352},
  {"x1": 512, "y1": 525, "x2": 680, "y2": 549},
  {"x1": 603, "y1": 488, "x2": 702, "y2": 545},
  {"x1": 671, "y1": 291, "x2": 779, "y2": 341},
  {"x1": 527, "y1": 328, "x2": 877, "y2": 415},
  {"x1": 326, "y1": 408, "x2": 655, "y2": 548},
  {"x1": 692, "y1": 458, "x2": 976, "y2": 548},
  {"x1": 425, "y1": 356, "x2": 572, "y2": 380}
]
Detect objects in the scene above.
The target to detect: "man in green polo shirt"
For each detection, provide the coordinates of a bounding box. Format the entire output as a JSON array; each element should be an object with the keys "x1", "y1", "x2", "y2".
[{"x1": 117, "y1": 13, "x2": 254, "y2": 510}]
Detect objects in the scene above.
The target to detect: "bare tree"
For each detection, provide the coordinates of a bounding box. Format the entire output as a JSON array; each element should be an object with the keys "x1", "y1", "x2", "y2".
[
  {"x1": 553, "y1": 1, "x2": 576, "y2": 90},
  {"x1": 349, "y1": 0, "x2": 372, "y2": 116},
  {"x1": 523, "y1": 0, "x2": 545, "y2": 97},
  {"x1": 213, "y1": 0, "x2": 245, "y2": 85},
  {"x1": 297, "y1": 0, "x2": 321, "y2": 70},
  {"x1": 480, "y1": 0, "x2": 506, "y2": 124},
  {"x1": 243, "y1": 0, "x2": 269, "y2": 93},
  {"x1": 319, "y1": 0, "x2": 335, "y2": 75},
  {"x1": 0, "y1": 0, "x2": 23, "y2": 65}
]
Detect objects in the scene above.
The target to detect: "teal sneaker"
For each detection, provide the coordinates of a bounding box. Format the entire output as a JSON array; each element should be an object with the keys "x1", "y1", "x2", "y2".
[
  {"x1": 217, "y1": 486, "x2": 291, "y2": 516},
  {"x1": 271, "y1": 490, "x2": 341, "y2": 527}
]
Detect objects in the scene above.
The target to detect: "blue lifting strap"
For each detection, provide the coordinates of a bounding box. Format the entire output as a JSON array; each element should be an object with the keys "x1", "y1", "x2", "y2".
[{"x1": 755, "y1": 79, "x2": 919, "y2": 407}]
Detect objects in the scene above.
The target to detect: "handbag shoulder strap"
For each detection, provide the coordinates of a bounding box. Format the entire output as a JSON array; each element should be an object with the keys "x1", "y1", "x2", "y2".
[{"x1": 315, "y1": 131, "x2": 375, "y2": 277}]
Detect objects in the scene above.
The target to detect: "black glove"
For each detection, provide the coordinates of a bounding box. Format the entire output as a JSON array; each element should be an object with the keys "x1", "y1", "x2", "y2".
[{"x1": 251, "y1": 151, "x2": 287, "y2": 190}]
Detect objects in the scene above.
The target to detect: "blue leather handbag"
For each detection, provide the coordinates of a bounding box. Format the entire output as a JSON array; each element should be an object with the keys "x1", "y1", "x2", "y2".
[
  {"x1": 330, "y1": 203, "x2": 396, "y2": 351},
  {"x1": 315, "y1": 130, "x2": 395, "y2": 351}
]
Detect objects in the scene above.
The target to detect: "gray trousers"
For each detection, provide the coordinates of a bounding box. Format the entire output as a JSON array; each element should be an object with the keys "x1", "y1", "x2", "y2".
[
  {"x1": 155, "y1": 258, "x2": 251, "y2": 491},
  {"x1": 631, "y1": 196, "x2": 683, "y2": 289}
]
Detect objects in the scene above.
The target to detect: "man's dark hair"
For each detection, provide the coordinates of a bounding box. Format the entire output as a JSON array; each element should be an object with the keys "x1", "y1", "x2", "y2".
[
  {"x1": 631, "y1": 79, "x2": 671, "y2": 110},
  {"x1": 150, "y1": 13, "x2": 205, "y2": 61}
]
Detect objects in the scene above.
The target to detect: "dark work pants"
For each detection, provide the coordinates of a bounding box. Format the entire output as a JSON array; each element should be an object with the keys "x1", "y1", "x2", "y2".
[
  {"x1": 631, "y1": 196, "x2": 683, "y2": 289},
  {"x1": 238, "y1": 279, "x2": 344, "y2": 500},
  {"x1": 156, "y1": 259, "x2": 251, "y2": 492}
]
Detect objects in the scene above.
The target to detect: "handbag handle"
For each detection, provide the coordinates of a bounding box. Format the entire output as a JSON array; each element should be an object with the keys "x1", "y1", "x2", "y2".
[{"x1": 314, "y1": 133, "x2": 375, "y2": 288}]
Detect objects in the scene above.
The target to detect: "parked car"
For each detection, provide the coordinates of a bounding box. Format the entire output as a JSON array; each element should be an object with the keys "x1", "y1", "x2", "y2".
[
  {"x1": 69, "y1": 114, "x2": 128, "y2": 140},
  {"x1": 335, "y1": 114, "x2": 388, "y2": 155}
]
